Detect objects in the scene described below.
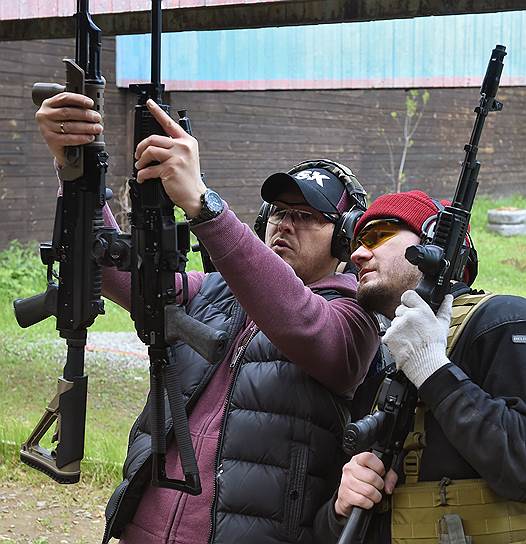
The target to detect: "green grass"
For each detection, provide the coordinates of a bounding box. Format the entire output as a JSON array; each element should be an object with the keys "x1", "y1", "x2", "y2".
[
  {"x1": 470, "y1": 195, "x2": 526, "y2": 297},
  {"x1": 0, "y1": 334, "x2": 149, "y2": 487},
  {"x1": 0, "y1": 237, "x2": 204, "y2": 487}
]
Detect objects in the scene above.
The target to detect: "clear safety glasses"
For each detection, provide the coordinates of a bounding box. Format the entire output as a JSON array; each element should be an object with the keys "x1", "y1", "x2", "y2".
[{"x1": 267, "y1": 206, "x2": 338, "y2": 231}]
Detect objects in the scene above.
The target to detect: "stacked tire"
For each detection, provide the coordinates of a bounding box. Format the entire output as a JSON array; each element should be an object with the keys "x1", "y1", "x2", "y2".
[{"x1": 487, "y1": 208, "x2": 526, "y2": 236}]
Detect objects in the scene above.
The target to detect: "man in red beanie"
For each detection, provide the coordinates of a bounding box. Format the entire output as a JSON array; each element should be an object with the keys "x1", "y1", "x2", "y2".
[{"x1": 315, "y1": 190, "x2": 526, "y2": 543}]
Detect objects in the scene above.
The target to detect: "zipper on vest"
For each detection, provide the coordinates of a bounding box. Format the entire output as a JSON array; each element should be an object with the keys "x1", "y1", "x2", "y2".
[
  {"x1": 208, "y1": 322, "x2": 258, "y2": 543},
  {"x1": 229, "y1": 323, "x2": 259, "y2": 369}
]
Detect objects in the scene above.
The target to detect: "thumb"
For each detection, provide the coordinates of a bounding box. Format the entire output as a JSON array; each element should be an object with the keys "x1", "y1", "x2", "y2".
[
  {"x1": 384, "y1": 469, "x2": 399, "y2": 494},
  {"x1": 146, "y1": 99, "x2": 186, "y2": 138},
  {"x1": 436, "y1": 294, "x2": 454, "y2": 327}
]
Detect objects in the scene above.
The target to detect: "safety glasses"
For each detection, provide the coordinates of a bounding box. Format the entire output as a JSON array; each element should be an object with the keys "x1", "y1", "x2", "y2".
[
  {"x1": 351, "y1": 219, "x2": 403, "y2": 253},
  {"x1": 268, "y1": 206, "x2": 337, "y2": 231}
]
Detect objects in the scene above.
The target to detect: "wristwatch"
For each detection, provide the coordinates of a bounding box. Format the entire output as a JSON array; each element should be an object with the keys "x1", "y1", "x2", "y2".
[{"x1": 188, "y1": 189, "x2": 224, "y2": 226}]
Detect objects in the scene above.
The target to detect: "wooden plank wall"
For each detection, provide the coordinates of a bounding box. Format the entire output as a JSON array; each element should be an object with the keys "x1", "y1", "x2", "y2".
[
  {"x1": 0, "y1": 37, "x2": 128, "y2": 248},
  {"x1": 1, "y1": 38, "x2": 524, "y2": 248},
  {"x1": 173, "y1": 86, "x2": 526, "y2": 225}
]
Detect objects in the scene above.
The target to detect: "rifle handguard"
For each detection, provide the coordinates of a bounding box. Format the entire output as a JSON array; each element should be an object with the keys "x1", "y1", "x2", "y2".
[{"x1": 164, "y1": 305, "x2": 228, "y2": 363}]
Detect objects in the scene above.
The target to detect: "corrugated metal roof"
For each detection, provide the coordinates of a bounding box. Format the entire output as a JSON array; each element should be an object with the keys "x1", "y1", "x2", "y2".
[{"x1": 117, "y1": 11, "x2": 526, "y2": 90}]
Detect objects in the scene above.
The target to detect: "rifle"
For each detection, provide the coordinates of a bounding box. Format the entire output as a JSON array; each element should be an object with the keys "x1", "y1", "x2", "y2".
[
  {"x1": 405, "y1": 45, "x2": 507, "y2": 310},
  {"x1": 337, "y1": 45, "x2": 506, "y2": 544},
  {"x1": 123, "y1": 0, "x2": 227, "y2": 493},
  {"x1": 13, "y1": 0, "x2": 108, "y2": 484}
]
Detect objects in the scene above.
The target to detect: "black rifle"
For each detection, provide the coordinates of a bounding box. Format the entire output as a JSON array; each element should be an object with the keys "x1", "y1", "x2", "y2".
[
  {"x1": 337, "y1": 45, "x2": 506, "y2": 544},
  {"x1": 405, "y1": 45, "x2": 507, "y2": 310},
  {"x1": 13, "y1": 0, "x2": 108, "y2": 484},
  {"x1": 122, "y1": 0, "x2": 227, "y2": 493}
]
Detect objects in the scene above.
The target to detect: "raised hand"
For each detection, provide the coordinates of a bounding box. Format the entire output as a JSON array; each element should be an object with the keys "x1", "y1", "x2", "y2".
[
  {"x1": 134, "y1": 99, "x2": 207, "y2": 216},
  {"x1": 35, "y1": 92, "x2": 103, "y2": 167}
]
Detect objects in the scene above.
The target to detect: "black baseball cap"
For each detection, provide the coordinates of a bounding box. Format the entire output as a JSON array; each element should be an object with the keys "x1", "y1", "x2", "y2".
[{"x1": 261, "y1": 167, "x2": 348, "y2": 214}]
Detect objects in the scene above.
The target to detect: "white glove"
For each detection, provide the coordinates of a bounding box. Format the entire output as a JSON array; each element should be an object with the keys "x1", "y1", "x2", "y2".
[{"x1": 382, "y1": 290, "x2": 453, "y2": 388}]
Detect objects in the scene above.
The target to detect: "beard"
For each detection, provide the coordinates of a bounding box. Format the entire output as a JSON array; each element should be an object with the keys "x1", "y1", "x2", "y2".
[{"x1": 356, "y1": 255, "x2": 422, "y2": 319}]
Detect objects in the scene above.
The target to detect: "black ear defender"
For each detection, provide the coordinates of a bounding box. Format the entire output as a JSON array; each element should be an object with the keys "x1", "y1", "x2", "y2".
[
  {"x1": 254, "y1": 201, "x2": 272, "y2": 242},
  {"x1": 420, "y1": 198, "x2": 478, "y2": 286},
  {"x1": 254, "y1": 159, "x2": 367, "y2": 262}
]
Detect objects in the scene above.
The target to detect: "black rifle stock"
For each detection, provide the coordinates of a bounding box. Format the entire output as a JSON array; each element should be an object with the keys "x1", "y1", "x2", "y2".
[
  {"x1": 13, "y1": 0, "x2": 108, "y2": 484},
  {"x1": 338, "y1": 45, "x2": 506, "y2": 544}
]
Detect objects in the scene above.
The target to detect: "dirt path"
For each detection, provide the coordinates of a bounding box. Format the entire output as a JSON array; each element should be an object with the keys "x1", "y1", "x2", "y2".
[{"x1": 0, "y1": 469, "x2": 111, "y2": 544}]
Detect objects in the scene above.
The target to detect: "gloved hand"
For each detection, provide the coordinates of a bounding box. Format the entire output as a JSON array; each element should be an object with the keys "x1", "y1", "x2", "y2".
[{"x1": 382, "y1": 290, "x2": 453, "y2": 388}]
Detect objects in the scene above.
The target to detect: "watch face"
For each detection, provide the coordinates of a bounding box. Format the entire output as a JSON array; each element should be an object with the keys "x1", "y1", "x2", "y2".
[{"x1": 206, "y1": 191, "x2": 223, "y2": 213}]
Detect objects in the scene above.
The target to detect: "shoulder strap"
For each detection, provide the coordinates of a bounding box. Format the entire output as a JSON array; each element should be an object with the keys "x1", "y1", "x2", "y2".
[
  {"x1": 447, "y1": 292, "x2": 496, "y2": 356},
  {"x1": 403, "y1": 291, "x2": 496, "y2": 483}
]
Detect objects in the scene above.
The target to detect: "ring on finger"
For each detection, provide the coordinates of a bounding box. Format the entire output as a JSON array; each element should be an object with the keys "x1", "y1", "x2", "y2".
[{"x1": 60, "y1": 121, "x2": 66, "y2": 134}]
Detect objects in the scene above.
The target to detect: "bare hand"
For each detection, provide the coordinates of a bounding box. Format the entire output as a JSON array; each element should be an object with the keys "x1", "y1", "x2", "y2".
[
  {"x1": 35, "y1": 92, "x2": 103, "y2": 167},
  {"x1": 334, "y1": 452, "x2": 398, "y2": 517},
  {"x1": 134, "y1": 99, "x2": 207, "y2": 216}
]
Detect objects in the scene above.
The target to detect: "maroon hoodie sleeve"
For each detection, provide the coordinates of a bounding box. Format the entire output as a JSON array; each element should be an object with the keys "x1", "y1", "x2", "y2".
[
  {"x1": 192, "y1": 203, "x2": 379, "y2": 395},
  {"x1": 100, "y1": 204, "x2": 205, "y2": 310}
]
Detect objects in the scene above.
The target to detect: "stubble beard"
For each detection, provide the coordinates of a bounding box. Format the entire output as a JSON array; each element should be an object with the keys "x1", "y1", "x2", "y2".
[{"x1": 356, "y1": 256, "x2": 422, "y2": 319}]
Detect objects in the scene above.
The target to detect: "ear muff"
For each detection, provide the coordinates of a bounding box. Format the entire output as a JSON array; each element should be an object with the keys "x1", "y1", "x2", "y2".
[
  {"x1": 420, "y1": 198, "x2": 478, "y2": 285},
  {"x1": 254, "y1": 201, "x2": 272, "y2": 242},
  {"x1": 331, "y1": 207, "x2": 365, "y2": 261},
  {"x1": 254, "y1": 158, "x2": 368, "y2": 260}
]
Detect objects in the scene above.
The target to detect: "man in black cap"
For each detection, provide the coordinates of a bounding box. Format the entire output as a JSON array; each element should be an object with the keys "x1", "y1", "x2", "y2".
[{"x1": 35, "y1": 93, "x2": 378, "y2": 544}]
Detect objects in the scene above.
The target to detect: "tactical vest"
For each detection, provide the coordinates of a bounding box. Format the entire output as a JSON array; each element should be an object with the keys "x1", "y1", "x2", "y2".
[{"x1": 390, "y1": 292, "x2": 526, "y2": 544}]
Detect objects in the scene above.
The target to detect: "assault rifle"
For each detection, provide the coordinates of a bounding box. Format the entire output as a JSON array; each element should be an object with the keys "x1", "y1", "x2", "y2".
[
  {"x1": 13, "y1": 0, "x2": 108, "y2": 484},
  {"x1": 337, "y1": 45, "x2": 506, "y2": 544},
  {"x1": 122, "y1": 0, "x2": 227, "y2": 493}
]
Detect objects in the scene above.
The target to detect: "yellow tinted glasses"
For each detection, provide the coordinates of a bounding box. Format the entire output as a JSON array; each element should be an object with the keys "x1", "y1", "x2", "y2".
[{"x1": 351, "y1": 219, "x2": 403, "y2": 253}]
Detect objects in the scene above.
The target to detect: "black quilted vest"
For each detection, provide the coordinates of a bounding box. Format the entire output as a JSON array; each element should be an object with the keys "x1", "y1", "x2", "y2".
[{"x1": 102, "y1": 273, "x2": 351, "y2": 543}]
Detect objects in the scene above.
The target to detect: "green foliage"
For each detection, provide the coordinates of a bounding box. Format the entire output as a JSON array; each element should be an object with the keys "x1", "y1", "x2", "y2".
[{"x1": 0, "y1": 241, "x2": 45, "y2": 299}]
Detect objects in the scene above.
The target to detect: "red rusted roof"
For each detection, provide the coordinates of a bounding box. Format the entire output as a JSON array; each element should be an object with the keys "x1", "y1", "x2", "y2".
[
  {"x1": 2, "y1": 0, "x2": 526, "y2": 41},
  {"x1": 0, "y1": 0, "x2": 283, "y2": 20}
]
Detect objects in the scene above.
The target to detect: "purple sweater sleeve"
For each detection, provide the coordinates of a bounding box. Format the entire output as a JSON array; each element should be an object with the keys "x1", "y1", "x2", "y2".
[
  {"x1": 100, "y1": 204, "x2": 205, "y2": 310},
  {"x1": 192, "y1": 203, "x2": 379, "y2": 395}
]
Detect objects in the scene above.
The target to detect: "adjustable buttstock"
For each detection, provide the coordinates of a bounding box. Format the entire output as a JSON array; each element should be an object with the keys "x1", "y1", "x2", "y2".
[
  {"x1": 13, "y1": 283, "x2": 58, "y2": 328},
  {"x1": 32, "y1": 83, "x2": 66, "y2": 107},
  {"x1": 165, "y1": 305, "x2": 228, "y2": 363},
  {"x1": 20, "y1": 375, "x2": 87, "y2": 484}
]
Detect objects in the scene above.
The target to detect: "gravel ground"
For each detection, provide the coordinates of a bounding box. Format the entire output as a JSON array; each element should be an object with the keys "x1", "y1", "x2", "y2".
[{"x1": 85, "y1": 331, "x2": 148, "y2": 369}]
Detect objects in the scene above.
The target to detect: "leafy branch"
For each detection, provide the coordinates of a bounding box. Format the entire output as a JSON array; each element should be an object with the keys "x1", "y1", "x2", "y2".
[{"x1": 380, "y1": 89, "x2": 430, "y2": 193}]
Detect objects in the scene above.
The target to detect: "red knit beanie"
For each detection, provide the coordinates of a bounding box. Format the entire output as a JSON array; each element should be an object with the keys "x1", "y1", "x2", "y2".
[
  {"x1": 354, "y1": 190, "x2": 477, "y2": 285},
  {"x1": 354, "y1": 190, "x2": 442, "y2": 237}
]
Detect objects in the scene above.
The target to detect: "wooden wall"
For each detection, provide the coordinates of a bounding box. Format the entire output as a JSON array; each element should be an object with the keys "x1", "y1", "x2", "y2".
[
  {"x1": 0, "y1": 37, "x2": 128, "y2": 248},
  {"x1": 1, "y1": 37, "x2": 524, "y2": 248}
]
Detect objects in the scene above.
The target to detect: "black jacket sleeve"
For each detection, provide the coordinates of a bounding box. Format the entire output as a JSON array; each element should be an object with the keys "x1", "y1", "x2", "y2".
[{"x1": 418, "y1": 295, "x2": 526, "y2": 501}]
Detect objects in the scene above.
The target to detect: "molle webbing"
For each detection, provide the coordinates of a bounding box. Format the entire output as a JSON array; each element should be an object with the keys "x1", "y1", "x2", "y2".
[
  {"x1": 391, "y1": 292, "x2": 526, "y2": 543},
  {"x1": 446, "y1": 293, "x2": 495, "y2": 355},
  {"x1": 391, "y1": 478, "x2": 526, "y2": 543}
]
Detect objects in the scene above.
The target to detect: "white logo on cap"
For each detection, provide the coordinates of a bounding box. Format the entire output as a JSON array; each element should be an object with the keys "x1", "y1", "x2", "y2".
[{"x1": 294, "y1": 170, "x2": 330, "y2": 187}]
